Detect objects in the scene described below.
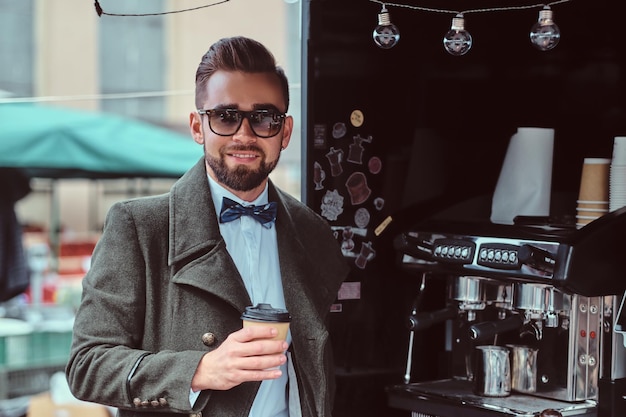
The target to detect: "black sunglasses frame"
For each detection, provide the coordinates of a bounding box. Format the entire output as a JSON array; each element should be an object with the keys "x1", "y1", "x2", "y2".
[{"x1": 197, "y1": 109, "x2": 286, "y2": 139}]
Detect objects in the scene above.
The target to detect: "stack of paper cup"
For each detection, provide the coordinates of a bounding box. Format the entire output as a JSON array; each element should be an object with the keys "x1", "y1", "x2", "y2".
[
  {"x1": 610, "y1": 136, "x2": 626, "y2": 212},
  {"x1": 577, "y1": 157, "x2": 610, "y2": 229}
]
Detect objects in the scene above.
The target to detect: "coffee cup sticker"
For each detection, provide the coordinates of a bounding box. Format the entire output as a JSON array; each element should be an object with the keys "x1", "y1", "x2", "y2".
[
  {"x1": 350, "y1": 109, "x2": 364, "y2": 128},
  {"x1": 313, "y1": 161, "x2": 326, "y2": 190},
  {"x1": 332, "y1": 122, "x2": 347, "y2": 139},
  {"x1": 345, "y1": 171, "x2": 371, "y2": 205}
]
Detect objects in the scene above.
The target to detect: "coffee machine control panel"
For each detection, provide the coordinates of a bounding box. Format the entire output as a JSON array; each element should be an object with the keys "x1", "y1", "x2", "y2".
[
  {"x1": 476, "y1": 243, "x2": 520, "y2": 269},
  {"x1": 431, "y1": 239, "x2": 475, "y2": 264},
  {"x1": 396, "y1": 230, "x2": 560, "y2": 282}
]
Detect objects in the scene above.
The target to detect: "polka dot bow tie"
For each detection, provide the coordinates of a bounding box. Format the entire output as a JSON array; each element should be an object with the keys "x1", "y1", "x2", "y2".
[{"x1": 219, "y1": 197, "x2": 278, "y2": 228}]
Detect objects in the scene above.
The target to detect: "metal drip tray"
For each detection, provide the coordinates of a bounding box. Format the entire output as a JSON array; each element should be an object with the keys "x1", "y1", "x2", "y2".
[{"x1": 387, "y1": 379, "x2": 597, "y2": 417}]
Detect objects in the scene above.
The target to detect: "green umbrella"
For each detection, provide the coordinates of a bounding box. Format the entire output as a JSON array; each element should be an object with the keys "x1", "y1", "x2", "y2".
[{"x1": 0, "y1": 103, "x2": 202, "y2": 178}]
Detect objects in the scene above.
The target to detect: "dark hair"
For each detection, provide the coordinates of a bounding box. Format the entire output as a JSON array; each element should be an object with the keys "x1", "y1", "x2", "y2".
[{"x1": 194, "y1": 36, "x2": 290, "y2": 112}]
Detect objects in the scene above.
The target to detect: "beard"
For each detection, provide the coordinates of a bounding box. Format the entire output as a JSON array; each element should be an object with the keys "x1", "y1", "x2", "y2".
[{"x1": 205, "y1": 145, "x2": 280, "y2": 192}]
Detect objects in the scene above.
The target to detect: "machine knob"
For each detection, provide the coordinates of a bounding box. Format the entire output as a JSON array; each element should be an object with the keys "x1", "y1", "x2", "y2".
[
  {"x1": 394, "y1": 233, "x2": 433, "y2": 260},
  {"x1": 468, "y1": 314, "x2": 524, "y2": 341},
  {"x1": 518, "y1": 244, "x2": 556, "y2": 274},
  {"x1": 407, "y1": 306, "x2": 457, "y2": 331}
]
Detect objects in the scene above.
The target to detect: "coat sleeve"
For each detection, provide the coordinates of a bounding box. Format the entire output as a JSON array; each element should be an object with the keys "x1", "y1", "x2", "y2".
[{"x1": 65, "y1": 201, "x2": 207, "y2": 414}]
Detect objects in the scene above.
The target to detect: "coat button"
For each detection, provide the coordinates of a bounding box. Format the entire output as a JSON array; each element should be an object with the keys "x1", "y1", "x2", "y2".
[{"x1": 201, "y1": 332, "x2": 216, "y2": 346}]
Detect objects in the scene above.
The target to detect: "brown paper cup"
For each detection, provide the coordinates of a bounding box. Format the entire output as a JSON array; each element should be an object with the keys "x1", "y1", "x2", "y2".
[
  {"x1": 578, "y1": 158, "x2": 610, "y2": 202},
  {"x1": 577, "y1": 200, "x2": 609, "y2": 210},
  {"x1": 242, "y1": 320, "x2": 290, "y2": 341},
  {"x1": 241, "y1": 303, "x2": 291, "y2": 341}
]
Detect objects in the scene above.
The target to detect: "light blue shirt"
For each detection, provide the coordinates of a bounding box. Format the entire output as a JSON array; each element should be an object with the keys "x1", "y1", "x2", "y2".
[{"x1": 202, "y1": 175, "x2": 290, "y2": 417}]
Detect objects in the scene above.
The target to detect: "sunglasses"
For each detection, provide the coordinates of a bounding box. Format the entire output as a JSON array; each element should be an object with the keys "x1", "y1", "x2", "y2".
[{"x1": 197, "y1": 108, "x2": 286, "y2": 139}]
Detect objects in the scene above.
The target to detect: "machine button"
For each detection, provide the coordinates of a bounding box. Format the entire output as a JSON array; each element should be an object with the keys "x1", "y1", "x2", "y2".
[
  {"x1": 476, "y1": 243, "x2": 520, "y2": 269},
  {"x1": 431, "y1": 238, "x2": 475, "y2": 264}
]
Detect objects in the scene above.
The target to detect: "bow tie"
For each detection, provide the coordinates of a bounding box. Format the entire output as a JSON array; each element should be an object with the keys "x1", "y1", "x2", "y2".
[{"x1": 219, "y1": 197, "x2": 277, "y2": 228}]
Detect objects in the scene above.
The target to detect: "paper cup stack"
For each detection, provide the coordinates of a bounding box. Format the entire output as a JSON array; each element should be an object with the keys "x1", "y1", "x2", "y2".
[
  {"x1": 610, "y1": 136, "x2": 626, "y2": 212},
  {"x1": 577, "y1": 157, "x2": 610, "y2": 229}
]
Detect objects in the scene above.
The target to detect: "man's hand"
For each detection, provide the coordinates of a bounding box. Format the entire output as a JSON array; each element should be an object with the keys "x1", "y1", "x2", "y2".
[{"x1": 191, "y1": 326, "x2": 288, "y2": 391}]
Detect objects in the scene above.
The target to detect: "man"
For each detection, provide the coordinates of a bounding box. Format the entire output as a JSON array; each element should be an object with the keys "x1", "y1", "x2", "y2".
[{"x1": 66, "y1": 36, "x2": 349, "y2": 417}]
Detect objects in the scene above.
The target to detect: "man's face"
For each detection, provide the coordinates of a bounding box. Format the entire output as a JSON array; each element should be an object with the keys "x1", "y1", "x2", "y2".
[{"x1": 190, "y1": 70, "x2": 292, "y2": 200}]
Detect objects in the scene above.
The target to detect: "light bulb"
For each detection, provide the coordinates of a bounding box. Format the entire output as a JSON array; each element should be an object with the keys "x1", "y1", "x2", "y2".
[
  {"x1": 529, "y1": 6, "x2": 560, "y2": 51},
  {"x1": 373, "y1": 6, "x2": 400, "y2": 49},
  {"x1": 443, "y1": 14, "x2": 472, "y2": 56}
]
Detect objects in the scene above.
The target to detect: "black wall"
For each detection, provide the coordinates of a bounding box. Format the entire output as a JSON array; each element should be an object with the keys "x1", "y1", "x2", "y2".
[{"x1": 303, "y1": 1, "x2": 626, "y2": 416}]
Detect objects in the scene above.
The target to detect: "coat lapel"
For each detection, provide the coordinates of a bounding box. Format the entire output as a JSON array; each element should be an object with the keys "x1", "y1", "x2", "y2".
[
  {"x1": 168, "y1": 159, "x2": 251, "y2": 312},
  {"x1": 271, "y1": 188, "x2": 333, "y2": 330}
]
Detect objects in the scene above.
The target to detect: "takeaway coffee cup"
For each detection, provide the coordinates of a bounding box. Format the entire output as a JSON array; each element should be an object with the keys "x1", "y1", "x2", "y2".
[
  {"x1": 241, "y1": 303, "x2": 291, "y2": 341},
  {"x1": 577, "y1": 158, "x2": 610, "y2": 203},
  {"x1": 473, "y1": 345, "x2": 511, "y2": 397}
]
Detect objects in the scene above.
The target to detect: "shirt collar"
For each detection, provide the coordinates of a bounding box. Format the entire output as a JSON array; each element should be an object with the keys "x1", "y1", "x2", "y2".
[{"x1": 207, "y1": 174, "x2": 270, "y2": 215}]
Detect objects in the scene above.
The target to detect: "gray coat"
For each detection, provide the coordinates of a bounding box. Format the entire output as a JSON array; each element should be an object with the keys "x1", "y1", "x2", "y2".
[{"x1": 66, "y1": 159, "x2": 349, "y2": 417}]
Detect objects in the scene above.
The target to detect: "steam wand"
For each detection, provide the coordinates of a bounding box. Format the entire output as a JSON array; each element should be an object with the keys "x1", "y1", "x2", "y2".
[{"x1": 404, "y1": 272, "x2": 427, "y2": 384}]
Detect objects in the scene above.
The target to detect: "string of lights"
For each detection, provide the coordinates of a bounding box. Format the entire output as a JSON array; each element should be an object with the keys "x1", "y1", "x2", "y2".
[
  {"x1": 93, "y1": 0, "x2": 230, "y2": 17},
  {"x1": 369, "y1": 0, "x2": 572, "y2": 55}
]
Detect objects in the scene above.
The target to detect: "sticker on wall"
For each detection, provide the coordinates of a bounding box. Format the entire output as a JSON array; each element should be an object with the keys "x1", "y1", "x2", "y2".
[
  {"x1": 354, "y1": 207, "x2": 370, "y2": 229},
  {"x1": 340, "y1": 226, "x2": 355, "y2": 252},
  {"x1": 320, "y1": 189, "x2": 344, "y2": 221},
  {"x1": 350, "y1": 109, "x2": 364, "y2": 128},
  {"x1": 338, "y1": 281, "x2": 361, "y2": 300},
  {"x1": 345, "y1": 171, "x2": 371, "y2": 205},
  {"x1": 325, "y1": 147, "x2": 344, "y2": 177},
  {"x1": 313, "y1": 124, "x2": 327, "y2": 149},
  {"x1": 368, "y1": 156, "x2": 382, "y2": 174},
  {"x1": 330, "y1": 303, "x2": 343, "y2": 313},
  {"x1": 332, "y1": 225, "x2": 367, "y2": 257},
  {"x1": 374, "y1": 197, "x2": 385, "y2": 211},
  {"x1": 355, "y1": 241, "x2": 376, "y2": 269},
  {"x1": 313, "y1": 161, "x2": 326, "y2": 190},
  {"x1": 332, "y1": 122, "x2": 347, "y2": 139},
  {"x1": 347, "y1": 134, "x2": 373, "y2": 165}
]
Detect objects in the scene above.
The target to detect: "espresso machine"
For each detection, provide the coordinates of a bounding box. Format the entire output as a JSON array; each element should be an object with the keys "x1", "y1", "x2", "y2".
[{"x1": 386, "y1": 206, "x2": 626, "y2": 417}]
